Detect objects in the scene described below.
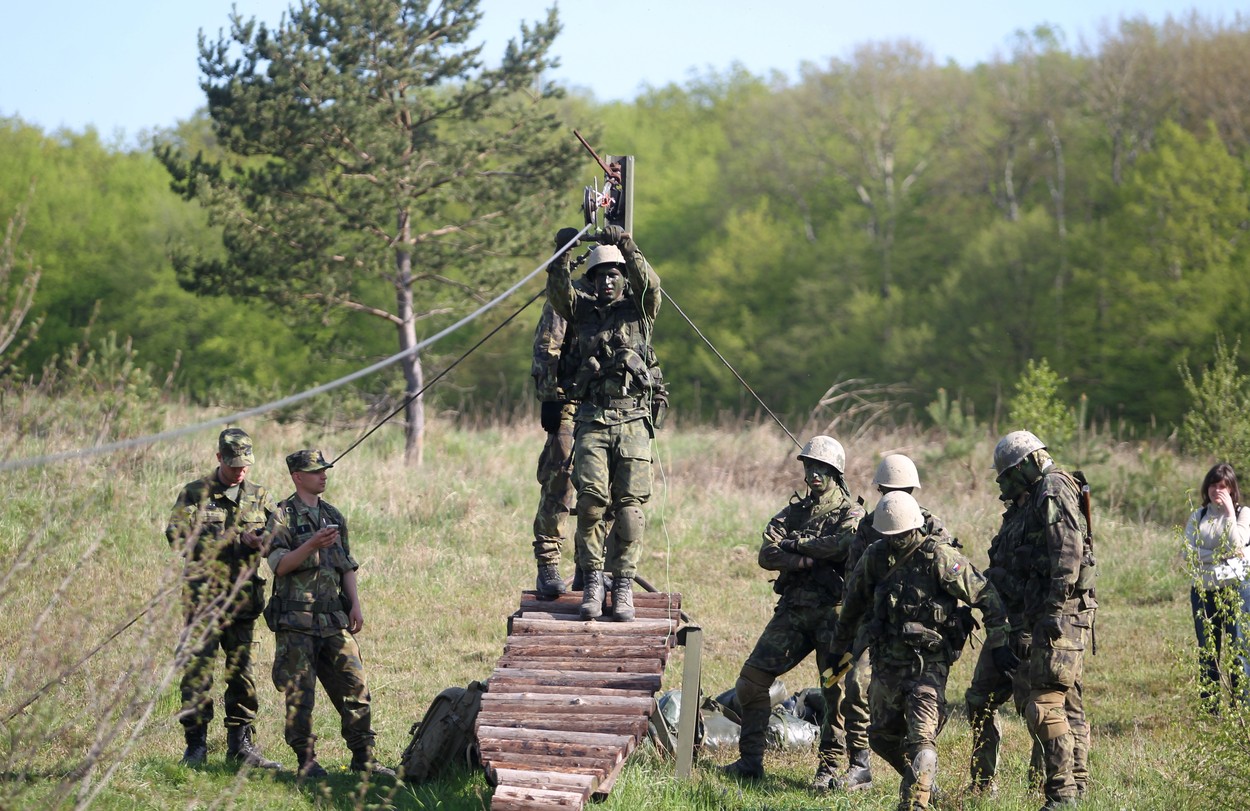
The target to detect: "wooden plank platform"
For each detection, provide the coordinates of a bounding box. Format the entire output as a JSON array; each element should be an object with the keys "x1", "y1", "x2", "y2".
[{"x1": 478, "y1": 588, "x2": 683, "y2": 811}]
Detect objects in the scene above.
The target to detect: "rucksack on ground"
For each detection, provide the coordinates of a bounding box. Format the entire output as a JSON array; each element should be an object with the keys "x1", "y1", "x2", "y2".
[{"x1": 399, "y1": 680, "x2": 486, "y2": 783}]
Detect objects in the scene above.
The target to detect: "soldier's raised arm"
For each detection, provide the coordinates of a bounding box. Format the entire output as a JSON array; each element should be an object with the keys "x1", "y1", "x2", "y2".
[
  {"x1": 545, "y1": 227, "x2": 580, "y2": 322},
  {"x1": 601, "y1": 225, "x2": 660, "y2": 320}
]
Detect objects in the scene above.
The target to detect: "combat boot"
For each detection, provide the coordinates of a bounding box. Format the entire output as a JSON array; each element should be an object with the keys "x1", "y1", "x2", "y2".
[
  {"x1": 611, "y1": 575, "x2": 635, "y2": 622},
  {"x1": 835, "y1": 747, "x2": 873, "y2": 791},
  {"x1": 811, "y1": 760, "x2": 837, "y2": 791},
  {"x1": 350, "y1": 748, "x2": 397, "y2": 778},
  {"x1": 180, "y1": 725, "x2": 208, "y2": 767},
  {"x1": 536, "y1": 562, "x2": 567, "y2": 597},
  {"x1": 811, "y1": 744, "x2": 840, "y2": 791},
  {"x1": 296, "y1": 750, "x2": 329, "y2": 780},
  {"x1": 721, "y1": 754, "x2": 764, "y2": 780},
  {"x1": 579, "y1": 568, "x2": 605, "y2": 620},
  {"x1": 226, "y1": 725, "x2": 282, "y2": 770}
]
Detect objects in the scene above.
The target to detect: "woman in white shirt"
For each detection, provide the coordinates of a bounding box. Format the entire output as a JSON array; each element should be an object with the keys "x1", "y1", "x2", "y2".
[{"x1": 1184, "y1": 462, "x2": 1250, "y2": 706}]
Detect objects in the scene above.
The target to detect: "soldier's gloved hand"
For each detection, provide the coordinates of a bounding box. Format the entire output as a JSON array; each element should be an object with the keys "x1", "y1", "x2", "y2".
[
  {"x1": 554, "y1": 227, "x2": 581, "y2": 253},
  {"x1": 601, "y1": 224, "x2": 638, "y2": 256},
  {"x1": 778, "y1": 538, "x2": 800, "y2": 554},
  {"x1": 1038, "y1": 615, "x2": 1064, "y2": 641},
  {"x1": 540, "y1": 401, "x2": 563, "y2": 433},
  {"x1": 991, "y1": 644, "x2": 1020, "y2": 674}
]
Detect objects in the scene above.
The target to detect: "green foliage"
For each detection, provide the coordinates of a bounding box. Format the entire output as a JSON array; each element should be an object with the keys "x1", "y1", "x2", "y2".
[
  {"x1": 1177, "y1": 574, "x2": 1250, "y2": 809},
  {"x1": 1179, "y1": 335, "x2": 1250, "y2": 472},
  {"x1": 8, "y1": 15, "x2": 1250, "y2": 437},
  {"x1": 1006, "y1": 358, "x2": 1077, "y2": 453},
  {"x1": 156, "y1": 0, "x2": 581, "y2": 459},
  {"x1": 0, "y1": 186, "x2": 42, "y2": 366},
  {"x1": 924, "y1": 388, "x2": 983, "y2": 466}
]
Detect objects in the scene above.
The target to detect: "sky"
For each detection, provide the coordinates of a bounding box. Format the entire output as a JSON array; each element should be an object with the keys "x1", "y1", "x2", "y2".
[{"x1": 1, "y1": 0, "x2": 1245, "y2": 145}]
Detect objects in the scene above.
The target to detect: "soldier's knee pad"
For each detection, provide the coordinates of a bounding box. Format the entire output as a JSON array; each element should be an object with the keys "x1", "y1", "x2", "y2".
[
  {"x1": 615, "y1": 505, "x2": 645, "y2": 542},
  {"x1": 910, "y1": 746, "x2": 937, "y2": 781},
  {"x1": 735, "y1": 665, "x2": 775, "y2": 710},
  {"x1": 1025, "y1": 690, "x2": 1070, "y2": 742}
]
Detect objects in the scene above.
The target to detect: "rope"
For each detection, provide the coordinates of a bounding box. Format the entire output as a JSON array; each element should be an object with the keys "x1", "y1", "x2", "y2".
[
  {"x1": 0, "y1": 223, "x2": 595, "y2": 473},
  {"x1": 3, "y1": 582, "x2": 177, "y2": 723},
  {"x1": 0, "y1": 224, "x2": 597, "y2": 719},
  {"x1": 660, "y1": 289, "x2": 800, "y2": 448},
  {"x1": 331, "y1": 288, "x2": 543, "y2": 464}
]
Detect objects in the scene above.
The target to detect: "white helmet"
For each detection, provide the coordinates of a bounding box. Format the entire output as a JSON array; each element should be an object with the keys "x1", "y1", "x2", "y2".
[
  {"x1": 873, "y1": 454, "x2": 920, "y2": 490},
  {"x1": 587, "y1": 244, "x2": 625, "y2": 275},
  {"x1": 873, "y1": 491, "x2": 925, "y2": 535},
  {"x1": 992, "y1": 430, "x2": 1046, "y2": 475},
  {"x1": 797, "y1": 435, "x2": 845, "y2": 474}
]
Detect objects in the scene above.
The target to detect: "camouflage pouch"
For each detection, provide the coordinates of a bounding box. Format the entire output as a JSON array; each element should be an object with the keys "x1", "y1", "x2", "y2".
[{"x1": 902, "y1": 621, "x2": 944, "y2": 652}]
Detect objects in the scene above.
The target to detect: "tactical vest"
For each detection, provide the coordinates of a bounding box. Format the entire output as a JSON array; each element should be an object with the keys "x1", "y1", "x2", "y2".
[
  {"x1": 868, "y1": 538, "x2": 973, "y2": 667},
  {"x1": 268, "y1": 498, "x2": 353, "y2": 630},
  {"x1": 565, "y1": 294, "x2": 663, "y2": 416},
  {"x1": 773, "y1": 491, "x2": 855, "y2": 604}
]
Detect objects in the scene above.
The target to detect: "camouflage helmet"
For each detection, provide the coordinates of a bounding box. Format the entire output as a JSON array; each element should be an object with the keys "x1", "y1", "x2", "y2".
[
  {"x1": 873, "y1": 454, "x2": 920, "y2": 490},
  {"x1": 992, "y1": 430, "x2": 1046, "y2": 475},
  {"x1": 586, "y1": 244, "x2": 625, "y2": 276},
  {"x1": 873, "y1": 490, "x2": 925, "y2": 535},
  {"x1": 797, "y1": 435, "x2": 845, "y2": 474}
]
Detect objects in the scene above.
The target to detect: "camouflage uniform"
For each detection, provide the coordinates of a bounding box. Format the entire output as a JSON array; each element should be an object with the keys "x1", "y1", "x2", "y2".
[
  {"x1": 1007, "y1": 465, "x2": 1096, "y2": 806},
  {"x1": 732, "y1": 487, "x2": 864, "y2": 776},
  {"x1": 841, "y1": 505, "x2": 951, "y2": 760},
  {"x1": 166, "y1": 457, "x2": 275, "y2": 738},
  {"x1": 531, "y1": 301, "x2": 579, "y2": 568},
  {"x1": 834, "y1": 533, "x2": 1009, "y2": 811},
  {"x1": 964, "y1": 499, "x2": 1041, "y2": 790},
  {"x1": 267, "y1": 488, "x2": 377, "y2": 766},
  {"x1": 545, "y1": 235, "x2": 664, "y2": 584}
]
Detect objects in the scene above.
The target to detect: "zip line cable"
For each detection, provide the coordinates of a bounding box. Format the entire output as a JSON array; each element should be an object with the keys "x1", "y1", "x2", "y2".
[
  {"x1": 0, "y1": 224, "x2": 595, "y2": 474},
  {"x1": 331, "y1": 223, "x2": 595, "y2": 463},
  {"x1": 330, "y1": 287, "x2": 543, "y2": 464},
  {"x1": 0, "y1": 226, "x2": 596, "y2": 720},
  {"x1": 659, "y1": 289, "x2": 800, "y2": 449}
]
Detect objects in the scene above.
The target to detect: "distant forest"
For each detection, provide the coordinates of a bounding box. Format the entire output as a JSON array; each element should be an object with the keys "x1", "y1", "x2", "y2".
[{"x1": 2, "y1": 9, "x2": 1249, "y2": 434}]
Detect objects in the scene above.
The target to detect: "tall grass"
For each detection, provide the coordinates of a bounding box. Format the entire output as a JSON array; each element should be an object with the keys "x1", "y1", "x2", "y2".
[{"x1": 0, "y1": 394, "x2": 1228, "y2": 809}]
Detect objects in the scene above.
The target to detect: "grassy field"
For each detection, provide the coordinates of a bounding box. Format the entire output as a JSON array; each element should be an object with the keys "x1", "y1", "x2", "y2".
[{"x1": 0, "y1": 397, "x2": 1231, "y2": 809}]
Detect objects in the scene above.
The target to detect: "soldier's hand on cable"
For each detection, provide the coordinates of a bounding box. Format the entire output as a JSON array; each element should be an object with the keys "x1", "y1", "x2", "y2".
[
  {"x1": 540, "y1": 401, "x2": 563, "y2": 433},
  {"x1": 554, "y1": 227, "x2": 581, "y2": 253},
  {"x1": 991, "y1": 643, "x2": 1021, "y2": 674},
  {"x1": 601, "y1": 224, "x2": 638, "y2": 256},
  {"x1": 1038, "y1": 615, "x2": 1064, "y2": 641}
]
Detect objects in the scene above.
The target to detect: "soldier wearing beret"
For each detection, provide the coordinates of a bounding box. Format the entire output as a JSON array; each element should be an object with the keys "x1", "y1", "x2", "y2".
[
  {"x1": 165, "y1": 427, "x2": 281, "y2": 769},
  {"x1": 266, "y1": 449, "x2": 393, "y2": 779}
]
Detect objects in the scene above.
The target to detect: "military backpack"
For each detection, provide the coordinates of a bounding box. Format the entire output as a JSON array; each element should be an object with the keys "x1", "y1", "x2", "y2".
[{"x1": 398, "y1": 680, "x2": 486, "y2": 783}]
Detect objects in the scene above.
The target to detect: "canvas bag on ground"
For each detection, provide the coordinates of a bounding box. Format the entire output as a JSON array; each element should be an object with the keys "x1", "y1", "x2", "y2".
[{"x1": 399, "y1": 680, "x2": 486, "y2": 783}]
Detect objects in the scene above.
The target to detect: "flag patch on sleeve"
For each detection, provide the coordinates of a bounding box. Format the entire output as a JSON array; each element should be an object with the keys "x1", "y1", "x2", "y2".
[{"x1": 949, "y1": 562, "x2": 962, "y2": 574}]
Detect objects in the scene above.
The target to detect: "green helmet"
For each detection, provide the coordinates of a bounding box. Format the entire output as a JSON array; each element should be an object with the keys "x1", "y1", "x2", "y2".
[
  {"x1": 587, "y1": 244, "x2": 625, "y2": 275},
  {"x1": 873, "y1": 454, "x2": 920, "y2": 490},
  {"x1": 992, "y1": 430, "x2": 1046, "y2": 475},
  {"x1": 797, "y1": 435, "x2": 845, "y2": 474},
  {"x1": 873, "y1": 491, "x2": 924, "y2": 535}
]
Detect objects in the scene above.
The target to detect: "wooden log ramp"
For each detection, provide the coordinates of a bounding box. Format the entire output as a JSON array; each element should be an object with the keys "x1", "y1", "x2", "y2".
[{"x1": 477, "y1": 587, "x2": 684, "y2": 811}]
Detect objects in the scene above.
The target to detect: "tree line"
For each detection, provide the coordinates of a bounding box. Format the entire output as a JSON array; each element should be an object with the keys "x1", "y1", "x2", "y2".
[{"x1": 2, "y1": 3, "x2": 1249, "y2": 448}]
